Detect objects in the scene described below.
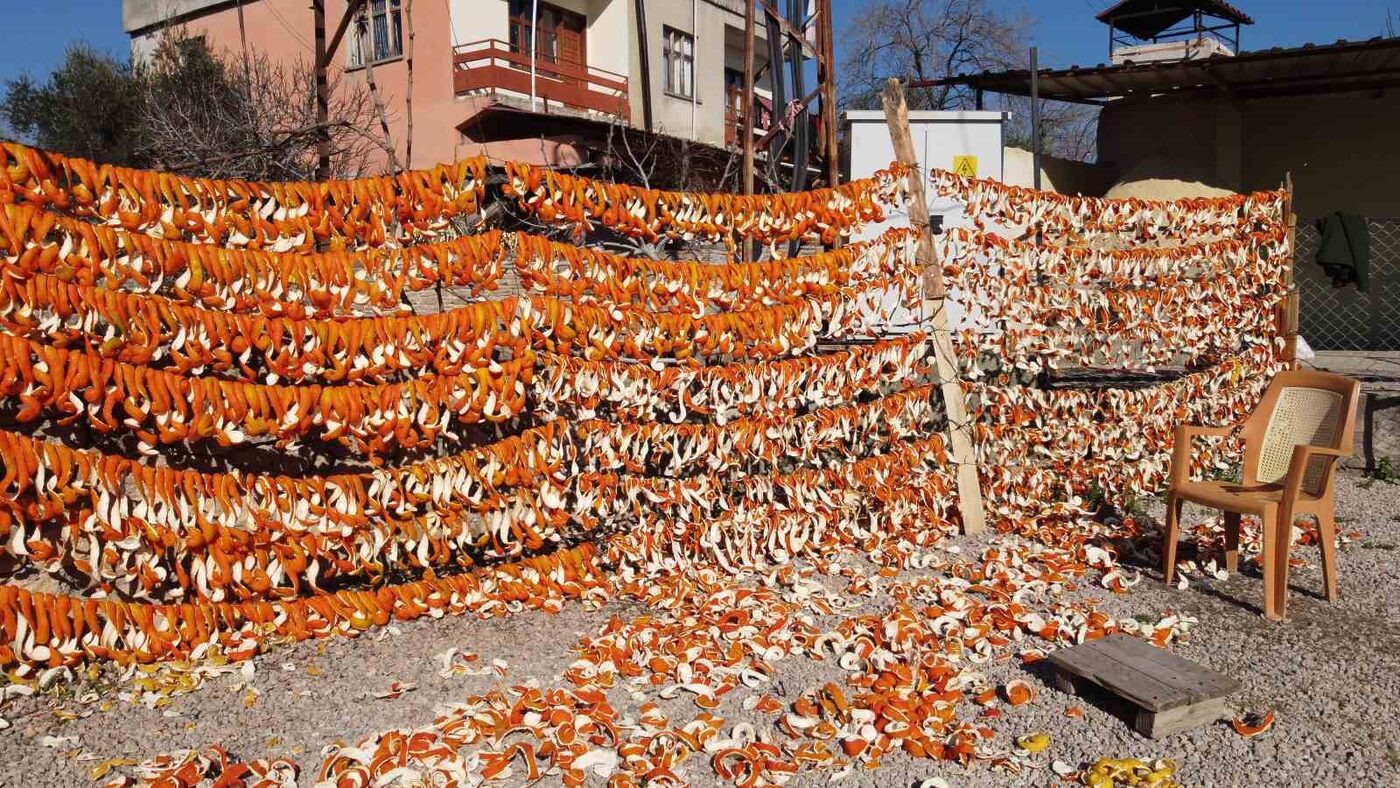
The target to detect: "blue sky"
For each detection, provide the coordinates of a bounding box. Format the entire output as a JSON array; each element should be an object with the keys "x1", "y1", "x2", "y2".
[
  {"x1": 830, "y1": 0, "x2": 1400, "y2": 70},
  {"x1": 0, "y1": 0, "x2": 1395, "y2": 85}
]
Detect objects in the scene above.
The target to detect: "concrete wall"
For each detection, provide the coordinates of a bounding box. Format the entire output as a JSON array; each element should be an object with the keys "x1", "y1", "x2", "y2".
[
  {"x1": 1002, "y1": 147, "x2": 1119, "y2": 196},
  {"x1": 1099, "y1": 89, "x2": 1400, "y2": 220},
  {"x1": 124, "y1": 0, "x2": 227, "y2": 34}
]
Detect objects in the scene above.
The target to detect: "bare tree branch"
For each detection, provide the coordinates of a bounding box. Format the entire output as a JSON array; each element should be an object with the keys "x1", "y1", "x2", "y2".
[
  {"x1": 839, "y1": 0, "x2": 1097, "y2": 162},
  {"x1": 134, "y1": 29, "x2": 381, "y2": 179}
]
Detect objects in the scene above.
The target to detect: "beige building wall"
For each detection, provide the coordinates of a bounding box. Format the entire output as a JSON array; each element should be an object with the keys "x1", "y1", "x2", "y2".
[
  {"x1": 1002, "y1": 146, "x2": 1119, "y2": 197},
  {"x1": 1099, "y1": 90, "x2": 1400, "y2": 219},
  {"x1": 638, "y1": 0, "x2": 762, "y2": 145}
]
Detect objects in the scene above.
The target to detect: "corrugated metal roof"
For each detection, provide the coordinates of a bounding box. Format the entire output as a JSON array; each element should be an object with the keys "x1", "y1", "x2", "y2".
[
  {"x1": 1096, "y1": 1, "x2": 1255, "y2": 40},
  {"x1": 921, "y1": 37, "x2": 1400, "y2": 104}
]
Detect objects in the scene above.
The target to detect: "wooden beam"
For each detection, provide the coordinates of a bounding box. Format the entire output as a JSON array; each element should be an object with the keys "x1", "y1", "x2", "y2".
[
  {"x1": 634, "y1": 0, "x2": 655, "y2": 132},
  {"x1": 760, "y1": 1, "x2": 819, "y2": 58},
  {"x1": 742, "y1": 0, "x2": 756, "y2": 198},
  {"x1": 816, "y1": 0, "x2": 839, "y2": 189},
  {"x1": 751, "y1": 85, "x2": 820, "y2": 151},
  {"x1": 880, "y1": 77, "x2": 987, "y2": 535},
  {"x1": 322, "y1": 0, "x2": 370, "y2": 69},
  {"x1": 741, "y1": 0, "x2": 757, "y2": 262}
]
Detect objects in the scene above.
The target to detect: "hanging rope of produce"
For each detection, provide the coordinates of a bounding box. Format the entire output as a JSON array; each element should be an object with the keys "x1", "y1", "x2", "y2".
[
  {"x1": 929, "y1": 171, "x2": 1292, "y2": 521},
  {"x1": 0, "y1": 142, "x2": 489, "y2": 249},
  {"x1": 929, "y1": 168, "x2": 1286, "y2": 243},
  {"x1": 503, "y1": 160, "x2": 912, "y2": 245},
  {"x1": 512, "y1": 227, "x2": 919, "y2": 313}
]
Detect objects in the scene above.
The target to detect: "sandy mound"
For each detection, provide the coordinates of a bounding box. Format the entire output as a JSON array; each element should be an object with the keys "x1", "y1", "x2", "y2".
[{"x1": 1104, "y1": 155, "x2": 1237, "y2": 201}]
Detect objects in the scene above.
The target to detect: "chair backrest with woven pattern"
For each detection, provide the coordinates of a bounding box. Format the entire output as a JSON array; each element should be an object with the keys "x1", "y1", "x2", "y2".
[{"x1": 1242, "y1": 370, "x2": 1360, "y2": 497}]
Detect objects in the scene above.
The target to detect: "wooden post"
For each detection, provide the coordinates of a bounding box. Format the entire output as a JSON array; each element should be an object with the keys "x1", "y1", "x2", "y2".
[
  {"x1": 1030, "y1": 47, "x2": 1041, "y2": 191},
  {"x1": 235, "y1": 0, "x2": 252, "y2": 90},
  {"x1": 880, "y1": 78, "x2": 987, "y2": 535},
  {"x1": 742, "y1": 0, "x2": 756, "y2": 196},
  {"x1": 404, "y1": 0, "x2": 415, "y2": 170},
  {"x1": 816, "y1": 0, "x2": 839, "y2": 190},
  {"x1": 323, "y1": 0, "x2": 369, "y2": 65},
  {"x1": 633, "y1": 0, "x2": 655, "y2": 132},
  {"x1": 740, "y1": 0, "x2": 757, "y2": 262},
  {"x1": 313, "y1": 0, "x2": 330, "y2": 181},
  {"x1": 1281, "y1": 173, "x2": 1299, "y2": 368}
]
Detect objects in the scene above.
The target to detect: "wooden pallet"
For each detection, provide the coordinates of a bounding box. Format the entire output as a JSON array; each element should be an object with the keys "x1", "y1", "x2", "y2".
[{"x1": 1049, "y1": 634, "x2": 1241, "y2": 739}]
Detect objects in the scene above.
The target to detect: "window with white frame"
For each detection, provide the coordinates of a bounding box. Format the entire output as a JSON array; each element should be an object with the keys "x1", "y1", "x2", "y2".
[
  {"x1": 349, "y1": 0, "x2": 404, "y2": 68},
  {"x1": 663, "y1": 27, "x2": 694, "y2": 99}
]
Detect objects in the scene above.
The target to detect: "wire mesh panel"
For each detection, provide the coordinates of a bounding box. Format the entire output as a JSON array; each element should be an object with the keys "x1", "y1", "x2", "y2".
[
  {"x1": 1378, "y1": 221, "x2": 1400, "y2": 348},
  {"x1": 1297, "y1": 218, "x2": 1400, "y2": 351}
]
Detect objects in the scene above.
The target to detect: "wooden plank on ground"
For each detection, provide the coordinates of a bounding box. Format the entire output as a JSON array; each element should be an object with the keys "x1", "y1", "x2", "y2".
[
  {"x1": 879, "y1": 77, "x2": 987, "y2": 536},
  {"x1": 1050, "y1": 634, "x2": 1241, "y2": 739}
]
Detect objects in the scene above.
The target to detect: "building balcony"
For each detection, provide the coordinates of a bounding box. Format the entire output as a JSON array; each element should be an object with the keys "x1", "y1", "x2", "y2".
[
  {"x1": 724, "y1": 86, "x2": 774, "y2": 147},
  {"x1": 452, "y1": 39, "x2": 629, "y2": 119}
]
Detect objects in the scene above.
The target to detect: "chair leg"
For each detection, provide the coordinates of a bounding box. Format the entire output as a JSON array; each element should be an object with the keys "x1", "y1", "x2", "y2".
[
  {"x1": 1261, "y1": 505, "x2": 1281, "y2": 621},
  {"x1": 1162, "y1": 494, "x2": 1184, "y2": 585},
  {"x1": 1222, "y1": 511, "x2": 1241, "y2": 574},
  {"x1": 1317, "y1": 507, "x2": 1340, "y2": 604},
  {"x1": 1271, "y1": 505, "x2": 1296, "y2": 621}
]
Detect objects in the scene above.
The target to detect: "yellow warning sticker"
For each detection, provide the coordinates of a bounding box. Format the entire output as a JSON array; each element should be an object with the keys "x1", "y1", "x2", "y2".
[{"x1": 952, "y1": 155, "x2": 978, "y2": 177}]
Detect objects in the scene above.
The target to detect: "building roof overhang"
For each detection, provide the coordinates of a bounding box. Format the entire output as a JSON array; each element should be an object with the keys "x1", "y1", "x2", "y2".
[
  {"x1": 1096, "y1": 0, "x2": 1254, "y2": 40},
  {"x1": 918, "y1": 37, "x2": 1400, "y2": 105}
]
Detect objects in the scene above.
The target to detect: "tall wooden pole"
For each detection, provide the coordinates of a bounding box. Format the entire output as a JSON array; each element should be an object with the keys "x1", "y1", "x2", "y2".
[
  {"x1": 235, "y1": 0, "x2": 252, "y2": 89},
  {"x1": 1030, "y1": 46, "x2": 1041, "y2": 191},
  {"x1": 742, "y1": 0, "x2": 756, "y2": 197},
  {"x1": 881, "y1": 78, "x2": 987, "y2": 535},
  {"x1": 740, "y1": 0, "x2": 757, "y2": 262},
  {"x1": 633, "y1": 0, "x2": 655, "y2": 132},
  {"x1": 816, "y1": 0, "x2": 839, "y2": 189},
  {"x1": 404, "y1": 0, "x2": 415, "y2": 170},
  {"x1": 313, "y1": 0, "x2": 330, "y2": 180},
  {"x1": 1281, "y1": 173, "x2": 1299, "y2": 368}
]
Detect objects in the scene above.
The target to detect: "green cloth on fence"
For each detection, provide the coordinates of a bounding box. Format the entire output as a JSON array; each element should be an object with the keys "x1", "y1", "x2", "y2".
[{"x1": 1313, "y1": 213, "x2": 1371, "y2": 293}]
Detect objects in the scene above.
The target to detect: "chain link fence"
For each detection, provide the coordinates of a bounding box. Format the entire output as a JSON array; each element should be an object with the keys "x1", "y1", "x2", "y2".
[{"x1": 1296, "y1": 218, "x2": 1400, "y2": 351}]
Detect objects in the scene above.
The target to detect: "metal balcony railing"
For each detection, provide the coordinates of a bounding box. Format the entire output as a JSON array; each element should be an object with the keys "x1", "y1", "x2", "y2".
[{"x1": 452, "y1": 39, "x2": 629, "y2": 118}]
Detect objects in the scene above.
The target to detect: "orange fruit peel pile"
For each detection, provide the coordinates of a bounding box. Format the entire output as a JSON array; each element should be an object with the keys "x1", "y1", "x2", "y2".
[{"x1": 0, "y1": 144, "x2": 1296, "y2": 786}]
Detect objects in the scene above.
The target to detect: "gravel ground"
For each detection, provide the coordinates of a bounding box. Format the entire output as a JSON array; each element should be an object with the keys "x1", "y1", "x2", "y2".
[
  {"x1": 3, "y1": 471, "x2": 1399, "y2": 787},
  {"x1": 848, "y1": 472, "x2": 1400, "y2": 788}
]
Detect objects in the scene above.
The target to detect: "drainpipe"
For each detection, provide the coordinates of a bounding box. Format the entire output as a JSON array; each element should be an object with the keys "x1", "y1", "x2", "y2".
[
  {"x1": 530, "y1": 0, "x2": 540, "y2": 111},
  {"x1": 690, "y1": 0, "x2": 699, "y2": 140}
]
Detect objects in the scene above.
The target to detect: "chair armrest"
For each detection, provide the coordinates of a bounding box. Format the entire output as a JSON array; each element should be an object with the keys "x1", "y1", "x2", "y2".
[
  {"x1": 1283, "y1": 443, "x2": 1349, "y2": 501},
  {"x1": 1170, "y1": 424, "x2": 1234, "y2": 486}
]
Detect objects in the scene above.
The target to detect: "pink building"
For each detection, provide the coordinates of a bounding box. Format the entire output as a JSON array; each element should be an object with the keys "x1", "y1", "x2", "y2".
[{"x1": 122, "y1": 0, "x2": 775, "y2": 173}]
